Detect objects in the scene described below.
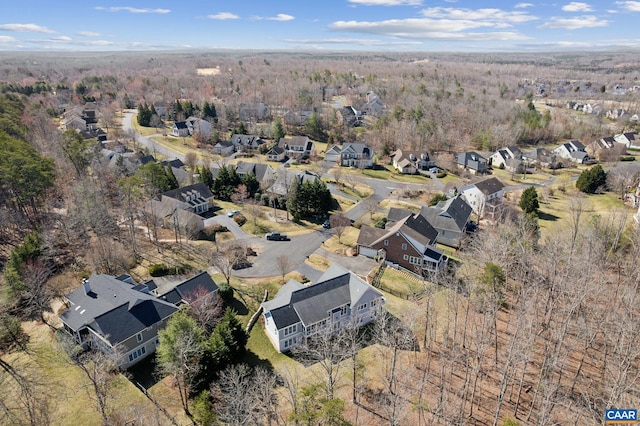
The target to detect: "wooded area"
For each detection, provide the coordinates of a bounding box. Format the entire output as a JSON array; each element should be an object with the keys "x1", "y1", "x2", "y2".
[{"x1": 0, "y1": 50, "x2": 639, "y2": 425}]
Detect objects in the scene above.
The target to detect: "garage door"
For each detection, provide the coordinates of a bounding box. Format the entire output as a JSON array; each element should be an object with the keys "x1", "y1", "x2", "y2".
[{"x1": 359, "y1": 246, "x2": 378, "y2": 258}]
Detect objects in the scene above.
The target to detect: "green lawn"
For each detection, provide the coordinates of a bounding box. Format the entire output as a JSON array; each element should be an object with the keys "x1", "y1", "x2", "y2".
[{"x1": 360, "y1": 165, "x2": 431, "y2": 184}]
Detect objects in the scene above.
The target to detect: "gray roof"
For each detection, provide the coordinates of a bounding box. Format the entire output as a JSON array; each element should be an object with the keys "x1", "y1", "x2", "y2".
[
  {"x1": 473, "y1": 177, "x2": 505, "y2": 196},
  {"x1": 420, "y1": 195, "x2": 472, "y2": 234},
  {"x1": 387, "y1": 207, "x2": 413, "y2": 223},
  {"x1": 60, "y1": 274, "x2": 178, "y2": 346},
  {"x1": 158, "y1": 182, "x2": 214, "y2": 203},
  {"x1": 263, "y1": 263, "x2": 382, "y2": 328},
  {"x1": 342, "y1": 143, "x2": 371, "y2": 156},
  {"x1": 159, "y1": 271, "x2": 218, "y2": 305}
]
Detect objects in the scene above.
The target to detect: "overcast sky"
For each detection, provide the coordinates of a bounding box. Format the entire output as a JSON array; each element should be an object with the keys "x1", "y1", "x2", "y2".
[{"x1": 2, "y1": 1, "x2": 639, "y2": 52}]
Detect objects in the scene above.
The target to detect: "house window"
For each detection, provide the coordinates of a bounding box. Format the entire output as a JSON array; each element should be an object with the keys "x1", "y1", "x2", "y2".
[
  {"x1": 403, "y1": 255, "x2": 409, "y2": 261},
  {"x1": 402, "y1": 243, "x2": 407, "y2": 250},
  {"x1": 358, "y1": 303, "x2": 368, "y2": 311},
  {"x1": 410, "y1": 256, "x2": 422, "y2": 265},
  {"x1": 384, "y1": 240, "x2": 389, "y2": 246},
  {"x1": 340, "y1": 305, "x2": 349, "y2": 316},
  {"x1": 136, "y1": 333, "x2": 143, "y2": 343},
  {"x1": 128, "y1": 346, "x2": 146, "y2": 363},
  {"x1": 284, "y1": 324, "x2": 297, "y2": 336}
]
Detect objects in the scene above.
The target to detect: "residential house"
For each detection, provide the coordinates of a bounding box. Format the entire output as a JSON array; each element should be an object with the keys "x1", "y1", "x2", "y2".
[
  {"x1": 239, "y1": 103, "x2": 270, "y2": 122},
  {"x1": 521, "y1": 147, "x2": 557, "y2": 169},
  {"x1": 62, "y1": 113, "x2": 87, "y2": 131},
  {"x1": 230, "y1": 134, "x2": 265, "y2": 152},
  {"x1": 361, "y1": 91, "x2": 383, "y2": 117},
  {"x1": 392, "y1": 149, "x2": 435, "y2": 174},
  {"x1": 145, "y1": 183, "x2": 215, "y2": 236},
  {"x1": 459, "y1": 177, "x2": 505, "y2": 220},
  {"x1": 419, "y1": 195, "x2": 473, "y2": 248},
  {"x1": 614, "y1": 132, "x2": 640, "y2": 149},
  {"x1": 159, "y1": 271, "x2": 219, "y2": 305},
  {"x1": 213, "y1": 140, "x2": 235, "y2": 155},
  {"x1": 324, "y1": 145, "x2": 342, "y2": 163},
  {"x1": 235, "y1": 161, "x2": 275, "y2": 187},
  {"x1": 457, "y1": 152, "x2": 488, "y2": 175},
  {"x1": 59, "y1": 274, "x2": 179, "y2": 368},
  {"x1": 268, "y1": 170, "x2": 321, "y2": 198},
  {"x1": 357, "y1": 213, "x2": 446, "y2": 276},
  {"x1": 283, "y1": 110, "x2": 313, "y2": 126},
  {"x1": 336, "y1": 106, "x2": 362, "y2": 127},
  {"x1": 340, "y1": 143, "x2": 373, "y2": 168},
  {"x1": 261, "y1": 263, "x2": 385, "y2": 352},
  {"x1": 267, "y1": 146, "x2": 286, "y2": 162},
  {"x1": 490, "y1": 146, "x2": 522, "y2": 171},
  {"x1": 171, "y1": 121, "x2": 189, "y2": 137},
  {"x1": 586, "y1": 137, "x2": 627, "y2": 160},
  {"x1": 552, "y1": 140, "x2": 589, "y2": 164},
  {"x1": 186, "y1": 117, "x2": 212, "y2": 140},
  {"x1": 277, "y1": 136, "x2": 314, "y2": 159}
]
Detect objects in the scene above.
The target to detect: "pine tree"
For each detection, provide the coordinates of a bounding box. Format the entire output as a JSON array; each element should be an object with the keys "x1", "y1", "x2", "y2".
[
  {"x1": 519, "y1": 186, "x2": 539, "y2": 214},
  {"x1": 272, "y1": 117, "x2": 285, "y2": 141},
  {"x1": 165, "y1": 165, "x2": 179, "y2": 190}
]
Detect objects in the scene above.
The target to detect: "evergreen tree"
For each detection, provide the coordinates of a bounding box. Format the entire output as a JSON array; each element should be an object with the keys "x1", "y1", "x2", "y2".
[
  {"x1": 519, "y1": 186, "x2": 540, "y2": 214},
  {"x1": 241, "y1": 173, "x2": 260, "y2": 198},
  {"x1": 165, "y1": 165, "x2": 179, "y2": 190},
  {"x1": 288, "y1": 178, "x2": 332, "y2": 218},
  {"x1": 136, "y1": 161, "x2": 171, "y2": 196},
  {"x1": 576, "y1": 164, "x2": 607, "y2": 194},
  {"x1": 235, "y1": 121, "x2": 247, "y2": 135},
  {"x1": 199, "y1": 165, "x2": 214, "y2": 190},
  {"x1": 136, "y1": 103, "x2": 152, "y2": 126},
  {"x1": 272, "y1": 117, "x2": 285, "y2": 141},
  {"x1": 202, "y1": 101, "x2": 217, "y2": 123},
  {"x1": 305, "y1": 112, "x2": 325, "y2": 141},
  {"x1": 212, "y1": 166, "x2": 241, "y2": 200}
]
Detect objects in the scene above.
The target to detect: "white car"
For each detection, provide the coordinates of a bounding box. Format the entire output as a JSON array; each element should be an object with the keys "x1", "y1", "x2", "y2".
[{"x1": 227, "y1": 210, "x2": 239, "y2": 217}]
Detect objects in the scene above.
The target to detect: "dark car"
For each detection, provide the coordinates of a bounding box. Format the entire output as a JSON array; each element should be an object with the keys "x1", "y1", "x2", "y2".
[
  {"x1": 322, "y1": 220, "x2": 331, "y2": 229},
  {"x1": 265, "y1": 232, "x2": 289, "y2": 241}
]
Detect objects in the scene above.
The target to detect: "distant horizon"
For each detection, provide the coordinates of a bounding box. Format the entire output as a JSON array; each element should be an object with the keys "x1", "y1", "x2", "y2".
[{"x1": 3, "y1": 1, "x2": 640, "y2": 52}]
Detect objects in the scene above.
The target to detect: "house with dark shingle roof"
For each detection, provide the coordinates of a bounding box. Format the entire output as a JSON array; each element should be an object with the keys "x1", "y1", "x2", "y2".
[
  {"x1": 457, "y1": 151, "x2": 488, "y2": 175},
  {"x1": 171, "y1": 121, "x2": 189, "y2": 137},
  {"x1": 459, "y1": 177, "x2": 505, "y2": 219},
  {"x1": 59, "y1": 274, "x2": 179, "y2": 368},
  {"x1": 420, "y1": 195, "x2": 473, "y2": 248},
  {"x1": 159, "y1": 271, "x2": 218, "y2": 305},
  {"x1": 340, "y1": 143, "x2": 373, "y2": 168},
  {"x1": 392, "y1": 149, "x2": 435, "y2": 174},
  {"x1": 552, "y1": 140, "x2": 589, "y2": 164},
  {"x1": 277, "y1": 136, "x2": 314, "y2": 159},
  {"x1": 261, "y1": 263, "x2": 384, "y2": 352},
  {"x1": 234, "y1": 161, "x2": 275, "y2": 187},
  {"x1": 357, "y1": 213, "x2": 446, "y2": 276}
]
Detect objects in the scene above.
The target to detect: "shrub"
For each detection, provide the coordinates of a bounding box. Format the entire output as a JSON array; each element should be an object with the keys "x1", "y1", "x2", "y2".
[
  {"x1": 217, "y1": 282, "x2": 234, "y2": 302},
  {"x1": 576, "y1": 164, "x2": 607, "y2": 194},
  {"x1": 148, "y1": 263, "x2": 169, "y2": 277},
  {"x1": 620, "y1": 155, "x2": 636, "y2": 162},
  {"x1": 374, "y1": 217, "x2": 388, "y2": 229},
  {"x1": 233, "y1": 214, "x2": 247, "y2": 226}
]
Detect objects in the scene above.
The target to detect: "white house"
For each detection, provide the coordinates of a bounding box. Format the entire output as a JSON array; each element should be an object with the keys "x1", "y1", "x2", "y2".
[
  {"x1": 614, "y1": 132, "x2": 640, "y2": 149},
  {"x1": 325, "y1": 145, "x2": 342, "y2": 163},
  {"x1": 490, "y1": 146, "x2": 522, "y2": 171},
  {"x1": 552, "y1": 140, "x2": 589, "y2": 163},
  {"x1": 459, "y1": 177, "x2": 505, "y2": 219},
  {"x1": 261, "y1": 263, "x2": 385, "y2": 352}
]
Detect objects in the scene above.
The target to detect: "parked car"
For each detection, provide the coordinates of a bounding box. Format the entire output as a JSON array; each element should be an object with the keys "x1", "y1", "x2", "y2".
[
  {"x1": 265, "y1": 232, "x2": 289, "y2": 241},
  {"x1": 322, "y1": 219, "x2": 331, "y2": 229},
  {"x1": 227, "y1": 210, "x2": 239, "y2": 217},
  {"x1": 428, "y1": 167, "x2": 442, "y2": 174}
]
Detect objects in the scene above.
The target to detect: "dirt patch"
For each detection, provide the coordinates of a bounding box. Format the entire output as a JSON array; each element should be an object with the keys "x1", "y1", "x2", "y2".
[{"x1": 196, "y1": 67, "x2": 221, "y2": 76}]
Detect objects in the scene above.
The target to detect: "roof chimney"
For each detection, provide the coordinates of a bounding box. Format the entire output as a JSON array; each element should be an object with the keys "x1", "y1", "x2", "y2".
[{"x1": 82, "y1": 278, "x2": 90, "y2": 295}]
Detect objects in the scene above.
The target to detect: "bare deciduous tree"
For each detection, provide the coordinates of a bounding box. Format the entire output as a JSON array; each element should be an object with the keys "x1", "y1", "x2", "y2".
[
  {"x1": 330, "y1": 213, "x2": 352, "y2": 244},
  {"x1": 276, "y1": 255, "x2": 292, "y2": 284}
]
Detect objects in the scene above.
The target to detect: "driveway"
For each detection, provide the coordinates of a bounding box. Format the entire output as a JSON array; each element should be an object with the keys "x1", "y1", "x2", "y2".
[{"x1": 121, "y1": 110, "x2": 186, "y2": 162}]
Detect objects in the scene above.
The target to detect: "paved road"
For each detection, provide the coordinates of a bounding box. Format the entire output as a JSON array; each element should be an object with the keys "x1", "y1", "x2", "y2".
[
  {"x1": 122, "y1": 113, "x2": 431, "y2": 281},
  {"x1": 122, "y1": 110, "x2": 186, "y2": 162}
]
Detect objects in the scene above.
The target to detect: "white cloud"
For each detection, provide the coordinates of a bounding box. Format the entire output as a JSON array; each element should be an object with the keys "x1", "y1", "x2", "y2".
[
  {"x1": 348, "y1": 0, "x2": 423, "y2": 5},
  {"x1": 51, "y1": 36, "x2": 72, "y2": 42},
  {"x1": 268, "y1": 14, "x2": 295, "y2": 21},
  {"x1": 562, "y1": 2, "x2": 593, "y2": 12},
  {"x1": 616, "y1": 1, "x2": 640, "y2": 12},
  {"x1": 515, "y1": 3, "x2": 534, "y2": 8},
  {"x1": 0, "y1": 36, "x2": 17, "y2": 43},
  {"x1": 77, "y1": 31, "x2": 102, "y2": 37},
  {"x1": 284, "y1": 37, "x2": 422, "y2": 46},
  {"x1": 207, "y1": 12, "x2": 240, "y2": 20},
  {"x1": 420, "y1": 7, "x2": 538, "y2": 24},
  {"x1": 0, "y1": 23, "x2": 55, "y2": 33},
  {"x1": 329, "y1": 19, "x2": 531, "y2": 40},
  {"x1": 95, "y1": 6, "x2": 170, "y2": 14},
  {"x1": 539, "y1": 15, "x2": 609, "y2": 29}
]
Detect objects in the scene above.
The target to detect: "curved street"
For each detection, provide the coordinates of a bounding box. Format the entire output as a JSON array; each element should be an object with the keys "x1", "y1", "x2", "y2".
[{"x1": 123, "y1": 112, "x2": 433, "y2": 280}]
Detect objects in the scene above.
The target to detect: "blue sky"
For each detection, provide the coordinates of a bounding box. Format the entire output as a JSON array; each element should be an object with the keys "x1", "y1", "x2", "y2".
[{"x1": 1, "y1": 1, "x2": 640, "y2": 52}]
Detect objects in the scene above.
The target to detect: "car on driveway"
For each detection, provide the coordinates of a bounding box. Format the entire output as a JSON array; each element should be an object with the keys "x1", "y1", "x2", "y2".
[
  {"x1": 428, "y1": 167, "x2": 442, "y2": 174},
  {"x1": 265, "y1": 232, "x2": 289, "y2": 241},
  {"x1": 322, "y1": 219, "x2": 331, "y2": 229},
  {"x1": 227, "y1": 210, "x2": 239, "y2": 217}
]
